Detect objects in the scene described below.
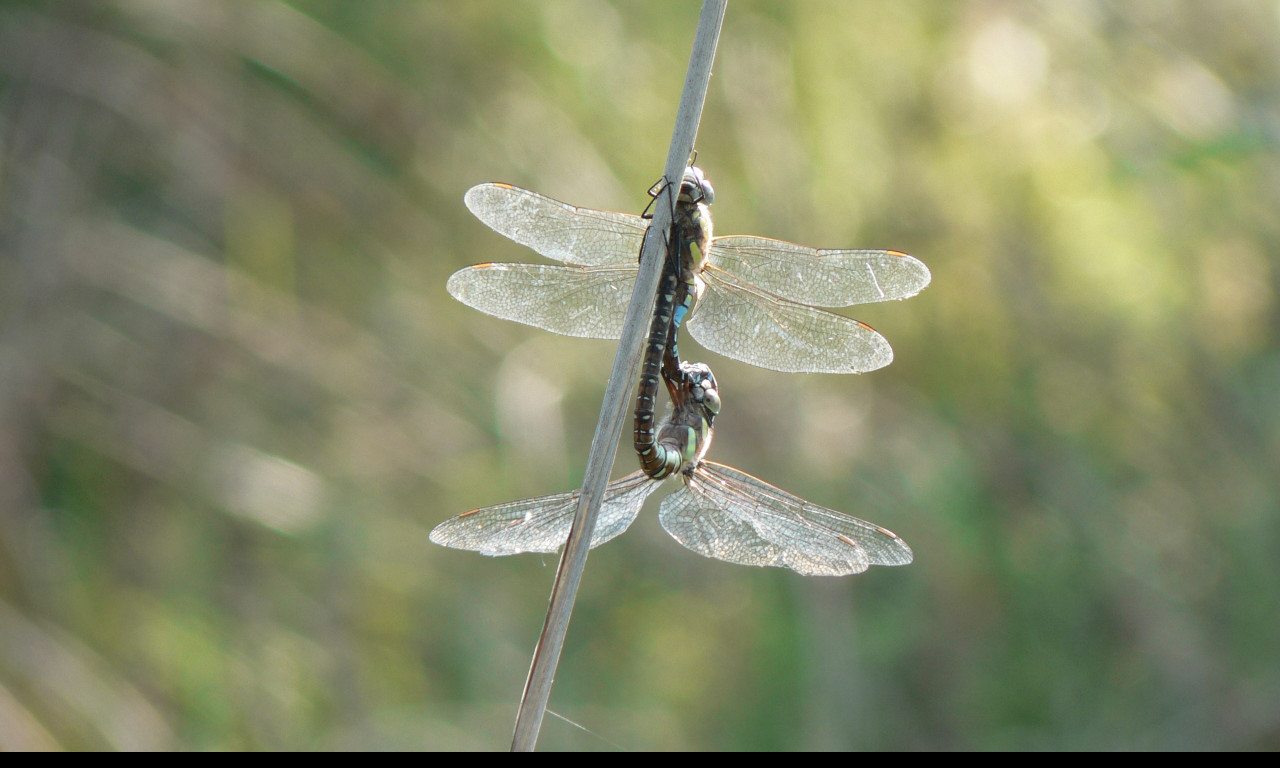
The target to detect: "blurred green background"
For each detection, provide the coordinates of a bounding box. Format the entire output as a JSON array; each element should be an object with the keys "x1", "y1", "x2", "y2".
[{"x1": 2, "y1": 0, "x2": 1278, "y2": 751}]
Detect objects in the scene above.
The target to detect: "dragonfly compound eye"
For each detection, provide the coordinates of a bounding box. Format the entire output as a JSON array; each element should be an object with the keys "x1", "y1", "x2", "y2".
[{"x1": 700, "y1": 386, "x2": 721, "y2": 416}]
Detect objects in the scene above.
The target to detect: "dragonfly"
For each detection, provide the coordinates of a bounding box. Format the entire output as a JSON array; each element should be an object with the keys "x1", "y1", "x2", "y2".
[
  {"x1": 430, "y1": 359, "x2": 913, "y2": 577},
  {"x1": 449, "y1": 168, "x2": 931, "y2": 375}
]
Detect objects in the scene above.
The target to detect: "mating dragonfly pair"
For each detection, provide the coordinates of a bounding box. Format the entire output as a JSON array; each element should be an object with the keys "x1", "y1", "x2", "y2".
[{"x1": 431, "y1": 167, "x2": 930, "y2": 576}]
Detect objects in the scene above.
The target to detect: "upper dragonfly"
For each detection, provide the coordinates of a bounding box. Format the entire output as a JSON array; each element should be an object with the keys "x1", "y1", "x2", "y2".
[{"x1": 448, "y1": 168, "x2": 931, "y2": 374}]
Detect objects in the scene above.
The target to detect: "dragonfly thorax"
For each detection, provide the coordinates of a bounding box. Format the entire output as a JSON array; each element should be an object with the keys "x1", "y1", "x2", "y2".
[{"x1": 670, "y1": 171, "x2": 714, "y2": 332}]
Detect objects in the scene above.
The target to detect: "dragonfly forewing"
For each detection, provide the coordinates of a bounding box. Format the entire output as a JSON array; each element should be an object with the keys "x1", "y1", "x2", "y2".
[
  {"x1": 446, "y1": 263, "x2": 638, "y2": 339},
  {"x1": 430, "y1": 471, "x2": 659, "y2": 556},
  {"x1": 659, "y1": 461, "x2": 913, "y2": 576},
  {"x1": 464, "y1": 183, "x2": 647, "y2": 266},
  {"x1": 687, "y1": 266, "x2": 894, "y2": 374},
  {"x1": 708, "y1": 236, "x2": 932, "y2": 306}
]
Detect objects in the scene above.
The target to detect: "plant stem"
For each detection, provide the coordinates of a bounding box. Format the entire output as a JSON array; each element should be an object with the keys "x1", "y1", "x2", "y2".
[{"x1": 510, "y1": 0, "x2": 727, "y2": 752}]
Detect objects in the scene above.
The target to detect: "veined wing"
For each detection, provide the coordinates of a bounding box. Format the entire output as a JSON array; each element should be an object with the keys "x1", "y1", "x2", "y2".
[
  {"x1": 465, "y1": 183, "x2": 648, "y2": 266},
  {"x1": 430, "y1": 471, "x2": 659, "y2": 556},
  {"x1": 687, "y1": 265, "x2": 893, "y2": 373},
  {"x1": 446, "y1": 263, "x2": 637, "y2": 339},
  {"x1": 659, "y1": 462, "x2": 913, "y2": 576},
  {"x1": 707, "y1": 236, "x2": 931, "y2": 307}
]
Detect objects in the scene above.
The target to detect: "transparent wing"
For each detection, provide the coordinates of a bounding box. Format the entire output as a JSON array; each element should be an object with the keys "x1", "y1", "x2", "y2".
[
  {"x1": 464, "y1": 183, "x2": 648, "y2": 266},
  {"x1": 707, "y1": 236, "x2": 931, "y2": 306},
  {"x1": 430, "y1": 471, "x2": 659, "y2": 556},
  {"x1": 687, "y1": 266, "x2": 894, "y2": 373},
  {"x1": 446, "y1": 263, "x2": 637, "y2": 339},
  {"x1": 658, "y1": 462, "x2": 913, "y2": 576}
]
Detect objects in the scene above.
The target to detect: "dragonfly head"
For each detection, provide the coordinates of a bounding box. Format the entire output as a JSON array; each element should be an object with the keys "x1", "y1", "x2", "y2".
[
  {"x1": 680, "y1": 166, "x2": 714, "y2": 206},
  {"x1": 680, "y1": 361, "x2": 721, "y2": 421}
]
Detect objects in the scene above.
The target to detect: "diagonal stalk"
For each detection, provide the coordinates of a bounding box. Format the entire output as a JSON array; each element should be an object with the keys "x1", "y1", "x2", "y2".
[{"x1": 510, "y1": 0, "x2": 727, "y2": 752}]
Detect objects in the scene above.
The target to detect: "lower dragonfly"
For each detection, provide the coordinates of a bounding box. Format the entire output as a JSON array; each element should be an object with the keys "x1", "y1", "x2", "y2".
[{"x1": 430, "y1": 359, "x2": 913, "y2": 577}]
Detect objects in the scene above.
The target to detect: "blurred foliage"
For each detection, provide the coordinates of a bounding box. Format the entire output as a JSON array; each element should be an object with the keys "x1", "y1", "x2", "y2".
[{"x1": 1, "y1": 0, "x2": 1278, "y2": 751}]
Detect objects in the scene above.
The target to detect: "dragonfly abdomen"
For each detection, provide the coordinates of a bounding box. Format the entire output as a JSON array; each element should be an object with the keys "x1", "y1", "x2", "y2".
[{"x1": 634, "y1": 249, "x2": 683, "y2": 479}]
